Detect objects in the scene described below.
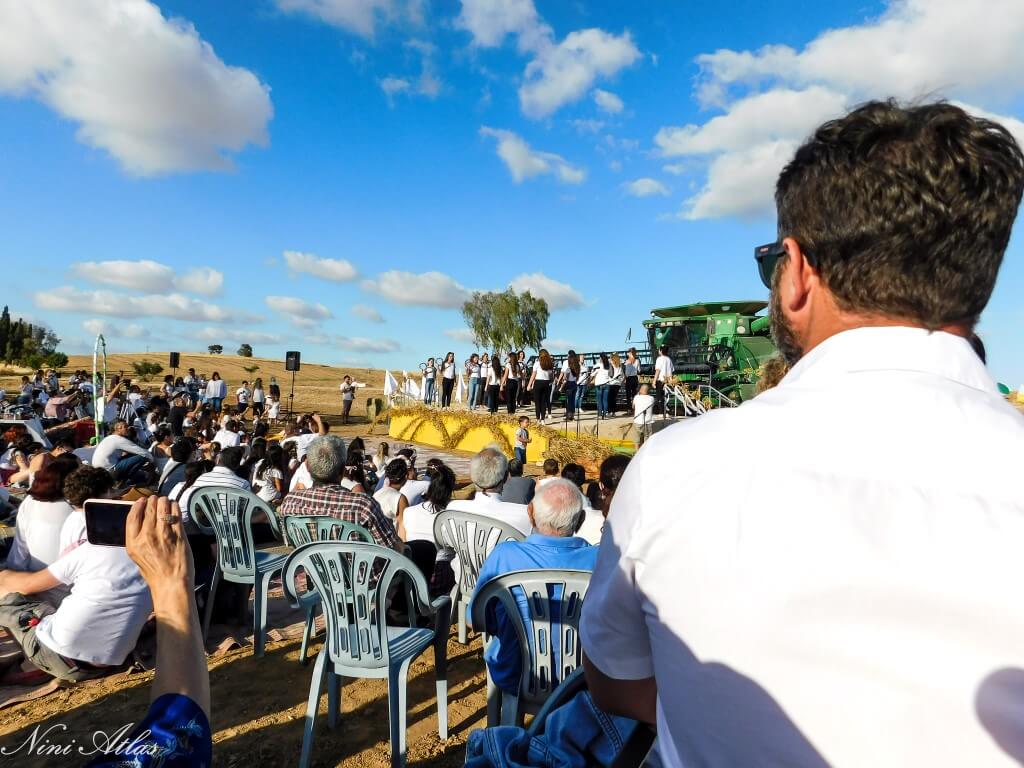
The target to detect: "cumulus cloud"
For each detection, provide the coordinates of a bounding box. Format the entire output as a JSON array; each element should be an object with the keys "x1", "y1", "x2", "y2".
[
  {"x1": 196, "y1": 327, "x2": 282, "y2": 344},
  {"x1": 274, "y1": 0, "x2": 394, "y2": 38},
  {"x1": 0, "y1": 0, "x2": 272, "y2": 175},
  {"x1": 83, "y1": 318, "x2": 150, "y2": 339},
  {"x1": 305, "y1": 334, "x2": 400, "y2": 353},
  {"x1": 265, "y1": 295, "x2": 333, "y2": 327},
  {"x1": 480, "y1": 127, "x2": 585, "y2": 184},
  {"x1": 362, "y1": 270, "x2": 472, "y2": 308},
  {"x1": 508, "y1": 273, "x2": 584, "y2": 310},
  {"x1": 623, "y1": 178, "x2": 670, "y2": 198},
  {"x1": 457, "y1": 0, "x2": 640, "y2": 118},
  {"x1": 593, "y1": 88, "x2": 624, "y2": 114},
  {"x1": 283, "y1": 250, "x2": 358, "y2": 282},
  {"x1": 659, "y1": 0, "x2": 1024, "y2": 219},
  {"x1": 380, "y1": 39, "x2": 442, "y2": 103},
  {"x1": 351, "y1": 304, "x2": 385, "y2": 323},
  {"x1": 69, "y1": 259, "x2": 226, "y2": 296},
  {"x1": 36, "y1": 286, "x2": 249, "y2": 323}
]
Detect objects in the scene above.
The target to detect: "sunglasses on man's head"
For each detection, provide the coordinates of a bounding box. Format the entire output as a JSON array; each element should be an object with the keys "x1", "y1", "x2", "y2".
[{"x1": 754, "y1": 241, "x2": 787, "y2": 288}]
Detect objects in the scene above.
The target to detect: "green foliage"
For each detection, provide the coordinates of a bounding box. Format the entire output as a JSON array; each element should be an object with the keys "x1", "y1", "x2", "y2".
[
  {"x1": 21, "y1": 353, "x2": 46, "y2": 371},
  {"x1": 461, "y1": 289, "x2": 549, "y2": 353},
  {"x1": 208, "y1": 345, "x2": 223, "y2": 355},
  {"x1": 237, "y1": 343, "x2": 253, "y2": 357},
  {"x1": 132, "y1": 360, "x2": 164, "y2": 382},
  {"x1": 0, "y1": 309, "x2": 63, "y2": 365},
  {"x1": 45, "y1": 352, "x2": 69, "y2": 369}
]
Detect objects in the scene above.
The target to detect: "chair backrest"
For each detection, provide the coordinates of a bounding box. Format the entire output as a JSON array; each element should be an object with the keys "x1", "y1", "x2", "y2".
[
  {"x1": 433, "y1": 510, "x2": 526, "y2": 596},
  {"x1": 189, "y1": 486, "x2": 271, "y2": 580},
  {"x1": 284, "y1": 514, "x2": 373, "y2": 547},
  {"x1": 470, "y1": 569, "x2": 592, "y2": 709},
  {"x1": 282, "y1": 541, "x2": 433, "y2": 671}
]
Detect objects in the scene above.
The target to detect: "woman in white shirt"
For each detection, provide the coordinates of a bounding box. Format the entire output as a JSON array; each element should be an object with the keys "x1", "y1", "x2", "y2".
[
  {"x1": 607, "y1": 353, "x2": 625, "y2": 417},
  {"x1": 527, "y1": 348, "x2": 556, "y2": 423},
  {"x1": 557, "y1": 351, "x2": 581, "y2": 421},
  {"x1": 422, "y1": 358, "x2": 437, "y2": 406},
  {"x1": 623, "y1": 347, "x2": 641, "y2": 409},
  {"x1": 252, "y1": 444, "x2": 287, "y2": 504},
  {"x1": 485, "y1": 354, "x2": 502, "y2": 414},
  {"x1": 501, "y1": 352, "x2": 520, "y2": 415},
  {"x1": 440, "y1": 352, "x2": 457, "y2": 409},
  {"x1": 477, "y1": 354, "x2": 490, "y2": 409},
  {"x1": 6, "y1": 458, "x2": 77, "y2": 573},
  {"x1": 593, "y1": 352, "x2": 612, "y2": 419},
  {"x1": 399, "y1": 463, "x2": 456, "y2": 569},
  {"x1": 205, "y1": 372, "x2": 227, "y2": 413},
  {"x1": 251, "y1": 378, "x2": 266, "y2": 418},
  {"x1": 465, "y1": 354, "x2": 481, "y2": 411}
]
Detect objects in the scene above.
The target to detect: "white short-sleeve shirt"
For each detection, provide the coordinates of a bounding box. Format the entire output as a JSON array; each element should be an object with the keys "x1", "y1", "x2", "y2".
[
  {"x1": 532, "y1": 360, "x2": 553, "y2": 381},
  {"x1": 581, "y1": 327, "x2": 1024, "y2": 768},
  {"x1": 653, "y1": 354, "x2": 674, "y2": 382}
]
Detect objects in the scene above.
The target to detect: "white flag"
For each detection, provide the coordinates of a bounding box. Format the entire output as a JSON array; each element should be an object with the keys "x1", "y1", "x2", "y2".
[
  {"x1": 383, "y1": 370, "x2": 398, "y2": 398},
  {"x1": 404, "y1": 373, "x2": 420, "y2": 399},
  {"x1": 455, "y1": 370, "x2": 467, "y2": 404}
]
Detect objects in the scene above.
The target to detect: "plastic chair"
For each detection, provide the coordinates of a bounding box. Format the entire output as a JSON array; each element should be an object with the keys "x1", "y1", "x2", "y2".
[
  {"x1": 283, "y1": 515, "x2": 374, "y2": 665},
  {"x1": 283, "y1": 541, "x2": 452, "y2": 768},
  {"x1": 432, "y1": 510, "x2": 526, "y2": 644},
  {"x1": 190, "y1": 486, "x2": 287, "y2": 657},
  {"x1": 470, "y1": 569, "x2": 592, "y2": 727}
]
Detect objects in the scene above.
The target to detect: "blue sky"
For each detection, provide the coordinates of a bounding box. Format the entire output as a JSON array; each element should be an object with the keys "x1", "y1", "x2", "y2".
[{"x1": 2, "y1": 0, "x2": 1023, "y2": 385}]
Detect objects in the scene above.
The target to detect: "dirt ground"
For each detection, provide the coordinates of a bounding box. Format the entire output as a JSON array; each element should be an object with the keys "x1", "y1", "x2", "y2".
[{"x1": 0, "y1": 627, "x2": 489, "y2": 767}]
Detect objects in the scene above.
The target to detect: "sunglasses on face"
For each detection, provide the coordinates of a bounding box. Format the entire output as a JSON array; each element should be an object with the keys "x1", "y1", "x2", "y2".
[{"x1": 754, "y1": 241, "x2": 787, "y2": 288}]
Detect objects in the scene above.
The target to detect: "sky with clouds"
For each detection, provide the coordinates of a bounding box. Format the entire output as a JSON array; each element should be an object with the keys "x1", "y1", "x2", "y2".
[{"x1": 2, "y1": 0, "x2": 1024, "y2": 384}]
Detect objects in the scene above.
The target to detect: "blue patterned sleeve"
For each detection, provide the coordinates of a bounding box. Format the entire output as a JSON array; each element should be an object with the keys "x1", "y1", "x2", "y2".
[{"x1": 87, "y1": 694, "x2": 211, "y2": 767}]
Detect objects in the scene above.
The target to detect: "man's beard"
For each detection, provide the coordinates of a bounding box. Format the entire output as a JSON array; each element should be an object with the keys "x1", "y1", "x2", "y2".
[{"x1": 769, "y1": 283, "x2": 804, "y2": 367}]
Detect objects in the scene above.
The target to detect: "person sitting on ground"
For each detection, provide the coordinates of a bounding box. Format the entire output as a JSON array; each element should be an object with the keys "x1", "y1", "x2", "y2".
[
  {"x1": 6, "y1": 456, "x2": 80, "y2": 573},
  {"x1": 277, "y1": 436, "x2": 400, "y2": 550},
  {"x1": 447, "y1": 446, "x2": 532, "y2": 535},
  {"x1": 537, "y1": 458, "x2": 560, "y2": 488},
  {"x1": 373, "y1": 459, "x2": 409, "y2": 522},
  {"x1": 0, "y1": 468, "x2": 153, "y2": 682},
  {"x1": 60, "y1": 465, "x2": 116, "y2": 551},
  {"x1": 26, "y1": 437, "x2": 75, "y2": 478},
  {"x1": 500, "y1": 458, "x2": 535, "y2": 505},
  {"x1": 149, "y1": 425, "x2": 174, "y2": 471},
  {"x1": 157, "y1": 438, "x2": 194, "y2": 497},
  {"x1": 5, "y1": 434, "x2": 41, "y2": 487},
  {"x1": 213, "y1": 419, "x2": 241, "y2": 449},
  {"x1": 87, "y1": 495, "x2": 212, "y2": 767},
  {"x1": 177, "y1": 446, "x2": 250, "y2": 526},
  {"x1": 252, "y1": 443, "x2": 288, "y2": 504},
  {"x1": 284, "y1": 415, "x2": 330, "y2": 492},
  {"x1": 91, "y1": 419, "x2": 155, "y2": 486},
  {"x1": 561, "y1": 462, "x2": 604, "y2": 545},
  {"x1": 471, "y1": 479, "x2": 597, "y2": 695},
  {"x1": 581, "y1": 101, "x2": 1024, "y2": 767}
]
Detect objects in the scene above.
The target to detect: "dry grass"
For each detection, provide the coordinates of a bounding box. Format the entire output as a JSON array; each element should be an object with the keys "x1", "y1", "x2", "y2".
[{"x1": 1, "y1": 352, "x2": 387, "y2": 417}]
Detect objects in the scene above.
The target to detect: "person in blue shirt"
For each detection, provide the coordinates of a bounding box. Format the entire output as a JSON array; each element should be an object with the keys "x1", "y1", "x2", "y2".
[{"x1": 471, "y1": 478, "x2": 598, "y2": 695}]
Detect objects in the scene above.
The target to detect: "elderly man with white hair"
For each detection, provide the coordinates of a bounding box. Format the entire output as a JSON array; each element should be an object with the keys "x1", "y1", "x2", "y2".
[
  {"x1": 469, "y1": 478, "x2": 597, "y2": 696},
  {"x1": 447, "y1": 445, "x2": 532, "y2": 536}
]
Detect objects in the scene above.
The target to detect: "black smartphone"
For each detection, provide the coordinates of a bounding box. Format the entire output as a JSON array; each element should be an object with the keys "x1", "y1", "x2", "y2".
[{"x1": 83, "y1": 499, "x2": 135, "y2": 547}]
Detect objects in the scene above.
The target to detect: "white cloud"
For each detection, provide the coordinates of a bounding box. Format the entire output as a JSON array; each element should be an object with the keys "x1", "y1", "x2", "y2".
[
  {"x1": 380, "y1": 39, "x2": 442, "y2": 103},
  {"x1": 623, "y1": 178, "x2": 670, "y2": 198},
  {"x1": 593, "y1": 88, "x2": 624, "y2": 114},
  {"x1": 274, "y1": 0, "x2": 394, "y2": 38},
  {"x1": 444, "y1": 328, "x2": 476, "y2": 343},
  {"x1": 508, "y1": 272, "x2": 584, "y2": 310},
  {"x1": 0, "y1": 0, "x2": 272, "y2": 175},
  {"x1": 661, "y1": 0, "x2": 1024, "y2": 219},
  {"x1": 69, "y1": 259, "x2": 226, "y2": 296},
  {"x1": 36, "y1": 286, "x2": 248, "y2": 323},
  {"x1": 571, "y1": 118, "x2": 605, "y2": 134},
  {"x1": 457, "y1": 0, "x2": 640, "y2": 118},
  {"x1": 196, "y1": 327, "x2": 282, "y2": 344},
  {"x1": 305, "y1": 334, "x2": 400, "y2": 353},
  {"x1": 351, "y1": 304, "x2": 385, "y2": 323},
  {"x1": 83, "y1": 318, "x2": 150, "y2": 339},
  {"x1": 480, "y1": 127, "x2": 585, "y2": 184},
  {"x1": 283, "y1": 250, "x2": 358, "y2": 282},
  {"x1": 362, "y1": 270, "x2": 472, "y2": 307},
  {"x1": 662, "y1": 162, "x2": 688, "y2": 175},
  {"x1": 264, "y1": 295, "x2": 333, "y2": 327},
  {"x1": 176, "y1": 267, "x2": 224, "y2": 297}
]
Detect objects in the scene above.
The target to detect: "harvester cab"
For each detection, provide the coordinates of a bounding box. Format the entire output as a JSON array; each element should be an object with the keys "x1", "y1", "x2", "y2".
[{"x1": 642, "y1": 300, "x2": 777, "y2": 404}]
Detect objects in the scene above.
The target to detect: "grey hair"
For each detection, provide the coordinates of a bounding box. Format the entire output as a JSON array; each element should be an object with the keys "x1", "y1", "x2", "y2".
[
  {"x1": 305, "y1": 435, "x2": 348, "y2": 484},
  {"x1": 470, "y1": 444, "x2": 509, "y2": 491},
  {"x1": 531, "y1": 478, "x2": 585, "y2": 536}
]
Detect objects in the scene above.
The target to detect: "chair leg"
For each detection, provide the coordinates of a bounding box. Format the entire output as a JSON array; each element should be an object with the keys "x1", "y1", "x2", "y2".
[
  {"x1": 299, "y1": 649, "x2": 328, "y2": 768},
  {"x1": 388, "y1": 659, "x2": 412, "y2": 768},
  {"x1": 201, "y1": 566, "x2": 220, "y2": 645},
  {"x1": 500, "y1": 690, "x2": 519, "y2": 727},
  {"x1": 327, "y1": 669, "x2": 341, "y2": 730},
  {"x1": 485, "y1": 669, "x2": 501, "y2": 727},
  {"x1": 457, "y1": 598, "x2": 467, "y2": 644},
  {"x1": 253, "y1": 573, "x2": 267, "y2": 657},
  {"x1": 434, "y1": 632, "x2": 448, "y2": 740},
  {"x1": 300, "y1": 606, "x2": 316, "y2": 666}
]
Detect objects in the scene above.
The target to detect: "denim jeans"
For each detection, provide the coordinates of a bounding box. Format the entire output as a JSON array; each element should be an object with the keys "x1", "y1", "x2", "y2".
[
  {"x1": 563, "y1": 382, "x2": 577, "y2": 419},
  {"x1": 113, "y1": 454, "x2": 151, "y2": 485},
  {"x1": 596, "y1": 384, "x2": 610, "y2": 417},
  {"x1": 208, "y1": 397, "x2": 222, "y2": 413},
  {"x1": 424, "y1": 378, "x2": 436, "y2": 405},
  {"x1": 574, "y1": 384, "x2": 587, "y2": 413},
  {"x1": 514, "y1": 447, "x2": 527, "y2": 465},
  {"x1": 468, "y1": 377, "x2": 480, "y2": 408}
]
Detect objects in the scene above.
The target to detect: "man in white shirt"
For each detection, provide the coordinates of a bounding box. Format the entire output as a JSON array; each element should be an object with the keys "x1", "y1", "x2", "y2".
[
  {"x1": 91, "y1": 419, "x2": 155, "y2": 485},
  {"x1": 632, "y1": 383, "x2": 656, "y2": 447},
  {"x1": 581, "y1": 101, "x2": 1024, "y2": 767},
  {"x1": 447, "y1": 446, "x2": 532, "y2": 536},
  {"x1": 213, "y1": 420, "x2": 241, "y2": 449},
  {"x1": 652, "y1": 345, "x2": 673, "y2": 415},
  {"x1": 179, "y1": 447, "x2": 251, "y2": 525}
]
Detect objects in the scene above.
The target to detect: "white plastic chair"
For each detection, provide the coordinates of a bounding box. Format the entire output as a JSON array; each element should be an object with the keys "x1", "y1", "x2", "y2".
[{"x1": 283, "y1": 541, "x2": 452, "y2": 768}]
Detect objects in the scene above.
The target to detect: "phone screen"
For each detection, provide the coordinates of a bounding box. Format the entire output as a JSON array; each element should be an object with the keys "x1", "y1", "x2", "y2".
[{"x1": 83, "y1": 499, "x2": 135, "y2": 547}]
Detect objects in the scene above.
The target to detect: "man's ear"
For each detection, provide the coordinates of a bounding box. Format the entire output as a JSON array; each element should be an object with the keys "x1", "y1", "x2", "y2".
[{"x1": 780, "y1": 237, "x2": 819, "y2": 312}]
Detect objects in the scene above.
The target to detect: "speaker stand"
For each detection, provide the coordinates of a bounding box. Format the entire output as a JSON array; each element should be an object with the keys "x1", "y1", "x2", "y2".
[{"x1": 288, "y1": 369, "x2": 296, "y2": 418}]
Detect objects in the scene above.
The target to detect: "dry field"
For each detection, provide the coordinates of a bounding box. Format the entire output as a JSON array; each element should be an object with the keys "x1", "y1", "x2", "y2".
[{"x1": 2, "y1": 352, "x2": 389, "y2": 418}]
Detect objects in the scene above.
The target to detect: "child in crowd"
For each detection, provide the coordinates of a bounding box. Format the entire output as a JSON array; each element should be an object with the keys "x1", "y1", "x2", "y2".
[
  {"x1": 514, "y1": 416, "x2": 531, "y2": 466},
  {"x1": 267, "y1": 396, "x2": 281, "y2": 425},
  {"x1": 537, "y1": 457, "x2": 559, "y2": 487}
]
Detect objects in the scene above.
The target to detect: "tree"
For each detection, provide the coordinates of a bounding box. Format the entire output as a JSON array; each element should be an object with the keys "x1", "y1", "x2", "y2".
[
  {"x1": 132, "y1": 360, "x2": 164, "y2": 381},
  {"x1": 208, "y1": 345, "x2": 223, "y2": 355},
  {"x1": 237, "y1": 343, "x2": 253, "y2": 357},
  {"x1": 45, "y1": 352, "x2": 69, "y2": 369},
  {"x1": 0, "y1": 307, "x2": 9, "y2": 363},
  {"x1": 461, "y1": 288, "x2": 549, "y2": 353}
]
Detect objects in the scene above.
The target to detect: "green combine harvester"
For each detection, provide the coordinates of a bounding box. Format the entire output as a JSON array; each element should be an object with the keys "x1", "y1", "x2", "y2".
[{"x1": 643, "y1": 300, "x2": 778, "y2": 404}]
